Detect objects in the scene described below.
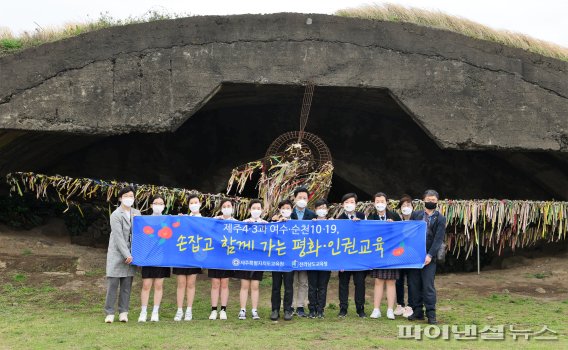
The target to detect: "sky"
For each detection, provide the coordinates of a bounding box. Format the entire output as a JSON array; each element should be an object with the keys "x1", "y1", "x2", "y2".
[{"x1": 1, "y1": 0, "x2": 567, "y2": 47}]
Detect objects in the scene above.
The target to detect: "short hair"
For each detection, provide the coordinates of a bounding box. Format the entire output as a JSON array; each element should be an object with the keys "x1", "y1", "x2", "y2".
[
  {"x1": 118, "y1": 186, "x2": 135, "y2": 198},
  {"x1": 373, "y1": 192, "x2": 388, "y2": 201},
  {"x1": 398, "y1": 194, "x2": 413, "y2": 208},
  {"x1": 278, "y1": 199, "x2": 293, "y2": 209},
  {"x1": 423, "y1": 189, "x2": 439, "y2": 200},
  {"x1": 341, "y1": 193, "x2": 358, "y2": 203},
  {"x1": 293, "y1": 187, "x2": 309, "y2": 197},
  {"x1": 151, "y1": 194, "x2": 165, "y2": 203},
  {"x1": 220, "y1": 198, "x2": 234, "y2": 207},
  {"x1": 248, "y1": 199, "x2": 262, "y2": 209},
  {"x1": 314, "y1": 199, "x2": 328, "y2": 208},
  {"x1": 188, "y1": 193, "x2": 200, "y2": 201}
]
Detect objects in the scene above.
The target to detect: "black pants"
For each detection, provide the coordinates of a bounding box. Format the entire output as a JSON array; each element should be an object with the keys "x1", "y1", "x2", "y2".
[
  {"x1": 271, "y1": 271, "x2": 294, "y2": 312},
  {"x1": 408, "y1": 262, "x2": 437, "y2": 318},
  {"x1": 307, "y1": 270, "x2": 331, "y2": 312},
  {"x1": 338, "y1": 270, "x2": 366, "y2": 312},
  {"x1": 396, "y1": 269, "x2": 410, "y2": 306}
]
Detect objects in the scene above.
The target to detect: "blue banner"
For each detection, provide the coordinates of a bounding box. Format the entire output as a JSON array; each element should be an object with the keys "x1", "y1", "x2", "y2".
[{"x1": 132, "y1": 216, "x2": 427, "y2": 271}]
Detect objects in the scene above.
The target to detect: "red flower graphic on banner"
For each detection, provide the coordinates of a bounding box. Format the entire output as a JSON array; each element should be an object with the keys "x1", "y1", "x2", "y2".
[{"x1": 393, "y1": 242, "x2": 405, "y2": 257}]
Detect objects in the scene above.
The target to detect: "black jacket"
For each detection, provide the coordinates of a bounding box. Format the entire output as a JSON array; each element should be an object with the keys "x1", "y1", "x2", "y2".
[
  {"x1": 367, "y1": 210, "x2": 401, "y2": 221},
  {"x1": 291, "y1": 207, "x2": 317, "y2": 220},
  {"x1": 337, "y1": 211, "x2": 366, "y2": 220},
  {"x1": 410, "y1": 210, "x2": 446, "y2": 258}
]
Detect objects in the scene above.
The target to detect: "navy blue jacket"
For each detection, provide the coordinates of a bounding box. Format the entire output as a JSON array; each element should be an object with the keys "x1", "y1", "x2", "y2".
[
  {"x1": 291, "y1": 207, "x2": 317, "y2": 220},
  {"x1": 410, "y1": 210, "x2": 446, "y2": 258}
]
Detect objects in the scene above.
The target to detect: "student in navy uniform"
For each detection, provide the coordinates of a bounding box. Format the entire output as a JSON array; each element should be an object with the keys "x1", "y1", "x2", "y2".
[
  {"x1": 408, "y1": 190, "x2": 446, "y2": 325},
  {"x1": 290, "y1": 187, "x2": 316, "y2": 317},
  {"x1": 270, "y1": 199, "x2": 295, "y2": 321},
  {"x1": 367, "y1": 192, "x2": 401, "y2": 320},
  {"x1": 235, "y1": 199, "x2": 267, "y2": 320},
  {"x1": 307, "y1": 199, "x2": 332, "y2": 318},
  {"x1": 208, "y1": 198, "x2": 237, "y2": 320},
  {"x1": 138, "y1": 194, "x2": 171, "y2": 323},
  {"x1": 172, "y1": 194, "x2": 203, "y2": 321},
  {"x1": 336, "y1": 192, "x2": 367, "y2": 318},
  {"x1": 394, "y1": 194, "x2": 414, "y2": 318}
]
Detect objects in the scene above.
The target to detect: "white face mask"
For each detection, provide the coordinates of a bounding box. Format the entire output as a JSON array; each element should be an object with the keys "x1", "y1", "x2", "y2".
[
  {"x1": 221, "y1": 207, "x2": 233, "y2": 217},
  {"x1": 189, "y1": 203, "x2": 201, "y2": 213},
  {"x1": 250, "y1": 209, "x2": 262, "y2": 219},
  {"x1": 375, "y1": 203, "x2": 387, "y2": 212},
  {"x1": 316, "y1": 209, "x2": 328, "y2": 218},
  {"x1": 121, "y1": 197, "x2": 134, "y2": 207},
  {"x1": 296, "y1": 199, "x2": 308, "y2": 209},
  {"x1": 152, "y1": 204, "x2": 165, "y2": 215},
  {"x1": 280, "y1": 209, "x2": 292, "y2": 218},
  {"x1": 401, "y1": 207, "x2": 412, "y2": 216},
  {"x1": 344, "y1": 203, "x2": 356, "y2": 212}
]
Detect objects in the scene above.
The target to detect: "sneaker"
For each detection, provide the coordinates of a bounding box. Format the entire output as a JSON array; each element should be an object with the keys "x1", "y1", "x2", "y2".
[
  {"x1": 317, "y1": 311, "x2": 325, "y2": 318},
  {"x1": 238, "y1": 309, "x2": 246, "y2": 320},
  {"x1": 150, "y1": 312, "x2": 159, "y2": 322},
  {"x1": 105, "y1": 314, "x2": 114, "y2": 323},
  {"x1": 209, "y1": 310, "x2": 218, "y2": 320},
  {"x1": 138, "y1": 312, "x2": 147, "y2": 323},
  {"x1": 338, "y1": 309, "x2": 347, "y2": 318},
  {"x1": 252, "y1": 310, "x2": 260, "y2": 320},
  {"x1": 219, "y1": 310, "x2": 227, "y2": 320},
  {"x1": 394, "y1": 304, "x2": 404, "y2": 316},
  {"x1": 408, "y1": 313, "x2": 424, "y2": 321},
  {"x1": 118, "y1": 312, "x2": 128, "y2": 322},
  {"x1": 284, "y1": 310, "x2": 293, "y2": 321},
  {"x1": 174, "y1": 309, "x2": 183, "y2": 321},
  {"x1": 270, "y1": 310, "x2": 280, "y2": 321},
  {"x1": 357, "y1": 311, "x2": 367, "y2": 318},
  {"x1": 370, "y1": 308, "x2": 381, "y2": 319},
  {"x1": 296, "y1": 307, "x2": 306, "y2": 317},
  {"x1": 308, "y1": 310, "x2": 316, "y2": 319},
  {"x1": 184, "y1": 310, "x2": 192, "y2": 321},
  {"x1": 402, "y1": 306, "x2": 414, "y2": 318},
  {"x1": 386, "y1": 309, "x2": 395, "y2": 320},
  {"x1": 428, "y1": 317, "x2": 438, "y2": 325}
]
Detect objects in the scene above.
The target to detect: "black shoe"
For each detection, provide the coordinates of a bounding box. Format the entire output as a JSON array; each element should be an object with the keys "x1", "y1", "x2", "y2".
[
  {"x1": 317, "y1": 311, "x2": 324, "y2": 318},
  {"x1": 408, "y1": 313, "x2": 425, "y2": 321},
  {"x1": 308, "y1": 310, "x2": 316, "y2": 318},
  {"x1": 296, "y1": 307, "x2": 306, "y2": 317},
  {"x1": 338, "y1": 309, "x2": 347, "y2": 318},
  {"x1": 357, "y1": 311, "x2": 367, "y2": 318},
  {"x1": 270, "y1": 310, "x2": 280, "y2": 321},
  {"x1": 427, "y1": 318, "x2": 438, "y2": 325},
  {"x1": 284, "y1": 310, "x2": 293, "y2": 321}
]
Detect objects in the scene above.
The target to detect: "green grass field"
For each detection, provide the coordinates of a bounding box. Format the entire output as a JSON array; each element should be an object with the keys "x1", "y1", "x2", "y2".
[{"x1": 0, "y1": 271, "x2": 565, "y2": 350}]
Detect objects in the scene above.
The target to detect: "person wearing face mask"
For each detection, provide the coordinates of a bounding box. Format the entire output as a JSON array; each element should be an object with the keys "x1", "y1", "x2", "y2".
[
  {"x1": 394, "y1": 195, "x2": 414, "y2": 318},
  {"x1": 270, "y1": 199, "x2": 295, "y2": 321},
  {"x1": 234, "y1": 199, "x2": 267, "y2": 320},
  {"x1": 172, "y1": 194, "x2": 203, "y2": 322},
  {"x1": 367, "y1": 193, "x2": 401, "y2": 320},
  {"x1": 307, "y1": 199, "x2": 332, "y2": 319},
  {"x1": 336, "y1": 192, "x2": 367, "y2": 318},
  {"x1": 137, "y1": 194, "x2": 171, "y2": 323},
  {"x1": 208, "y1": 198, "x2": 237, "y2": 320},
  {"x1": 104, "y1": 186, "x2": 140, "y2": 324},
  {"x1": 290, "y1": 187, "x2": 316, "y2": 317},
  {"x1": 407, "y1": 190, "x2": 446, "y2": 325}
]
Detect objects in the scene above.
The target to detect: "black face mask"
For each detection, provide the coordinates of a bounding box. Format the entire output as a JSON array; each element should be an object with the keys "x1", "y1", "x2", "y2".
[{"x1": 424, "y1": 202, "x2": 437, "y2": 210}]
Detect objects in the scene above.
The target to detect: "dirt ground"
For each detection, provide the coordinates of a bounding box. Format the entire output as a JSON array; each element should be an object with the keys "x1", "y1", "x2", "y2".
[{"x1": 1, "y1": 219, "x2": 567, "y2": 303}]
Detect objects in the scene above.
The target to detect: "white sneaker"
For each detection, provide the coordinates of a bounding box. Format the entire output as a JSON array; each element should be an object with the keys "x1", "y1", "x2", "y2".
[
  {"x1": 150, "y1": 312, "x2": 159, "y2": 322},
  {"x1": 394, "y1": 304, "x2": 404, "y2": 316},
  {"x1": 209, "y1": 310, "x2": 218, "y2": 320},
  {"x1": 387, "y1": 309, "x2": 395, "y2": 320},
  {"x1": 174, "y1": 309, "x2": 183, "y2": 321},
  {"x1": 184, "y1": 310, "x2": 192, "y2": 321},
  {"x1": 238, "y1": 309, "x2": 246, "y2": 320},
  {"x1": 105, "y1": 314, "x2": 114, "y2": 323},
  {"x1": 118, "y1": 312, "x2": 128, "y2": 322},
  {"x1": 138, "y1": 312, "x2": 147, "y2": 323},
  {"x1": 370, "y1": 308, "x2": 381, "y2": 319},
  {"x1": 252, "y1": 310, "x2": 260, "y2": 320},
  {"x1": 219, "y1": 310, "x2": 227, "y2": 320},
  {"x1": 402, "y1": 306, "x2": 414, "y2": 318}
]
